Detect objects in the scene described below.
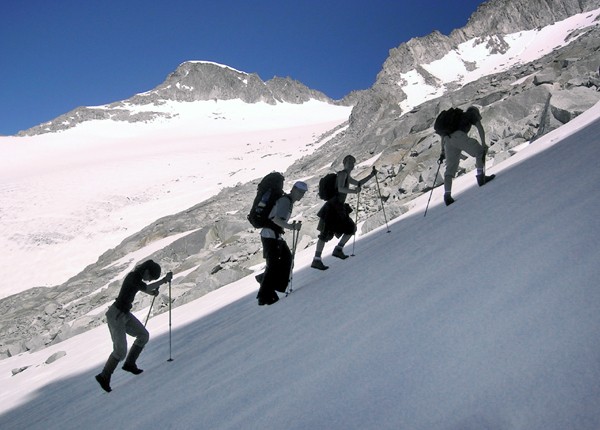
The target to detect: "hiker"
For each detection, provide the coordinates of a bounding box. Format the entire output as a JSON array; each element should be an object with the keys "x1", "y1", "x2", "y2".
[
  {"x1": 438, "y1": 106, "x2": 495, "y2": 205},
  {"x1": 256, "y1": 181, "x2": 308, "y2": 305},
  {"x1": 311, "y1": 155, "x2": 377, "y2": 270},
  {"x1": 95, "y1": 259, "x2": 173, "y2": 392}
]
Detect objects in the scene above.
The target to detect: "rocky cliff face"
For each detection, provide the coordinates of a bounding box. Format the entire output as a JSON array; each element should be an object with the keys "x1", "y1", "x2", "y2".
[
  {"x1": 351, "y1": 0, "x2": 600, "y2": 137},
  {"x1": 2, "y1": 0, "x2": 600, "y2": 358},
  {"x1": 368, "y1": 0, "x2": 600, "y2": 116},
  {"x1": 458, "y1": 0, "x2": 600, "y2": 37},
  {"x1": 378, "y1": 0, "x2": 600, "y2": 83}
]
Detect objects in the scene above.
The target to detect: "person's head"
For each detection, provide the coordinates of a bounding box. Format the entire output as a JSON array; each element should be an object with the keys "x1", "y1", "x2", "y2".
[
  {"x1": 465, "y1": 106, "x2": 482, "y2": 123},
  {"x1": 136, "y1": 259, "x2": 161, "y2": 281},
  {"x1": 342, "y1": 155, "x2": 356, "y2": 172},
  {"x1": 290, "y1": 181, "x2": 308, "y2": 202}
]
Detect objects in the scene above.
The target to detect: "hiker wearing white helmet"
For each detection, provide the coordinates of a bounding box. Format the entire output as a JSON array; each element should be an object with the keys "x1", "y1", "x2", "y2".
[{"x1": 256, "y1": 181, "x2": 307, "y2": 305}]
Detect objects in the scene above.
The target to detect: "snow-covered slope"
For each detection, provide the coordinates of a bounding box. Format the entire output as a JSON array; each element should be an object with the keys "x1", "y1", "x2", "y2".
[
  {"x1": 1, "y1": 102, "x2": 598, "y2": 430},
  {"x1": 0, "y1": 100, "x2": 351, "y2": 297},
  {"x1": 2, "y1": 8, "x2": 598, "y2": 300}
]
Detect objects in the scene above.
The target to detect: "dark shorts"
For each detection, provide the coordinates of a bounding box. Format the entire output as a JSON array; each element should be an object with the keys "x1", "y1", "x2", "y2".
[{"x1": 317, "y1": 200, "x2": 356, "y2": 242}]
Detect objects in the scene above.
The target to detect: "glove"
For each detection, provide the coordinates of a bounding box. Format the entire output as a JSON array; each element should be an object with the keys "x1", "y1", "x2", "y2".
[
  {"x1": 438, "y1": 152, "x2": 445, "y2": 163},
  {"x1": 293, "y1": 221, "x2": 302, "y2": 231},
  {"x1": 150, "y1": 289, "x2": 159, "y2": 296},
  {"x1": 371, "y1": 166, "x2": 378, "y2": 175},
  {"x1": 165, "y1": 271, "x2": 173, "y2": 283}
]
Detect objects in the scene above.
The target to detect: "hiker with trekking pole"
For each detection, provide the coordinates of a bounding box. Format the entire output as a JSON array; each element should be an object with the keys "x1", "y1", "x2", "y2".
[
  {"x1": 253, "y1": 180, "x2": 307, "y2": 306},
  {"x1": 311, "y1": 155, "x2": 377, "y2": 270},
  {"x1": 95, "y1": 259, "x2": 172, "y2": 392},
  {"x1": 434, "y1": 105, "x2": 495, "y2": 207}
]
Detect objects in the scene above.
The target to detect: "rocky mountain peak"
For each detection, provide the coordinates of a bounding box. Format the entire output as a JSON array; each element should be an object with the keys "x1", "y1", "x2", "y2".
[
  {"x1": 376, "y1": 0, "x2": 600, "y2": 87},
  {"x1": 18, "y1": 61, "x2": 337, "y2": 136},
  {"x1": 132, "y1": 60, "x2": 336, "y2": 104},
  {"x1": 457, "y1": 0, "x2": 600, "y2": 40},
  {"x1": 349, "y1": 0, "x2": 600, "y2": 135},
  {"x1": 130, "y1": 60, "x2": 273, "y2": 104}
]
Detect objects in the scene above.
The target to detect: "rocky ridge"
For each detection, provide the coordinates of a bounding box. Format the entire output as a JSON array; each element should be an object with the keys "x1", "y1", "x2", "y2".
[
  {"x1": 2, "y1": 0, "x2": 600, "y2": 359},
  {"x1": 18, "y1": 61, "x2": 343, "y2": 136}
]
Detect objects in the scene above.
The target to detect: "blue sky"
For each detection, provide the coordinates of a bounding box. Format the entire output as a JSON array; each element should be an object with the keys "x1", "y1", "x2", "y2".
[{"x1": 1, "y1": 0, "x2": 485, "y2": 135}]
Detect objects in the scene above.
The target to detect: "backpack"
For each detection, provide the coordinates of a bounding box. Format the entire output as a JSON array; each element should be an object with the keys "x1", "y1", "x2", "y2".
[
  {"x1": 434, "y1": 107, "x2": 464, "y2": 137},
  {"x1": 318, "y1": 173, "x2": 338, "y2": 201},
  {"x1": 247, "y1": 172, "x2": 285, "y2": 229}
]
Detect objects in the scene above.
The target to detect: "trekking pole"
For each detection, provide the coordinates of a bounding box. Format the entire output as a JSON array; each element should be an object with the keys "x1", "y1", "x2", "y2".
[
  {"x1": 351, "y1": 191, "x2": 360, "y2": 256},
  {"x1": 167, "y1": 279, "x2": 173, "y2": 362},
  {"x1": 375, "y1": 174, "x2": 391, "y2": 233},
  {"x1": 286, "y1": 224, "x2": 300, "y2": 296},
  {"x1": 144, "y1": 296, "x2": 156, "y2": 327},
  {"x1": 424, "y1": 160, "x2": 442, "y2": 218}
]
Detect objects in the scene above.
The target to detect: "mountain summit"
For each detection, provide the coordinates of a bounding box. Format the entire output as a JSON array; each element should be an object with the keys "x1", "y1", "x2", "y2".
[
  {"x1": 19, "y1": 61, "x2": 337, "y2": 136},
  {"x1": 130, "y1": 61, "x2": 334, "y2": 105}
]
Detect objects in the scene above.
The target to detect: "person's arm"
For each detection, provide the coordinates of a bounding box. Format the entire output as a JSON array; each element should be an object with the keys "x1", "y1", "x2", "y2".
[
  {"x1": 358, "y1": 167, "x2": 378, "y2": 186},
  {"x1": 143, "y1": 272, "x2": 173, "y2": 295},
  {"x1": 474, "y1": 120, "x2": 486, "y2": 148},
  {"x1": 439, "y1": 136, "x2": 447, "y2": 163},
  {"x1": 337, "y1": 170, "x2": 359, "y2": 194},
  {"x1": 271, "y1": 197, "x2": 301, "y2": 231},
  {"x1": 272, "y1": 217, "x2": 300, "y2": 231}
]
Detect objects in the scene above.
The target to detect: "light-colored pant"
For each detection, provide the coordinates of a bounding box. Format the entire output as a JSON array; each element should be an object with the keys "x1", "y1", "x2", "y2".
[
  {"x1": 105, "y1": 304, "x2": 149, "y2": 361},
  {"x1": 443, "y1": 131, "x2": 486, "y2": 193}
]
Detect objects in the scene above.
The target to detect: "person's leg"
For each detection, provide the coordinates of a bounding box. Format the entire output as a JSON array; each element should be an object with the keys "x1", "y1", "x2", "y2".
[
  {"x1": 311, "y1": 235, "x2": 330, "y2": 270},
  {"x1": 122, "y1": 314, "x2": 149, "y2": 374},
  {"x1": 312, "y1": 203, "x2": 332, "y2": 270},
  {"x1": 443, "y1": 136, "x2": 463, "y2": 205},
  {"x1": 314, "y1": 238, "x2": 325, "y2": 260},
  {"x1": 257, "y1": 238, "x2": 280, "y2": 304},
  {"x1": 96, "y1": 305, "x2": 127, "y2": 391},
  {"x1": 275, "y1": 240, "x2": 292, "y2": 293},
  {"x1": 96, "y1": 354, "x2": 119, "y2": 392},
  {"x1": 333, "y1": 214, "x2": 356, "y2": 259},
  {"x1": 451, "y1": 134, "x2": 494, "y2": 186}
]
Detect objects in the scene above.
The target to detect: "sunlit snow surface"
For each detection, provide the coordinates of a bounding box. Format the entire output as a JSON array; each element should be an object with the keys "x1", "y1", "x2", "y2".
[
  {"x1": 0, "y1": 102, "x2": 599, "y2": 430},
  {"x1": 0, "y1": 100, "x2": 351, "y2": 297}
]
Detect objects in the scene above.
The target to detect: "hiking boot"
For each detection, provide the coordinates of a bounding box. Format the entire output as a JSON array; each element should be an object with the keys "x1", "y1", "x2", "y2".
[
  {"x1": 96, "y1": 353, "x2": 118, "y2": 392},
  {"x1": 332, "y1": 246, "x2": 349, "y2": 260},
  {"x1": 95, "y1": 374, "x2": 112, "y2": 392},
  {"x1": 444, "y1": 194, "x2": 455, "y2": 206},
  {"x1": 311, "y1": 258, "x2": 329, "y2": 270},
  {"x1": 476, "y1": 174, "x2": 496, "y2": 186},
  {"x1": 122, "y1": 344, "x2": 144, "y2": 375},
  {"x1": 122, "y1": 363, "x2": 144, "y2": 375},
  {"x1": 258, "y1": 294, "x2": 279, "y2": 306}
]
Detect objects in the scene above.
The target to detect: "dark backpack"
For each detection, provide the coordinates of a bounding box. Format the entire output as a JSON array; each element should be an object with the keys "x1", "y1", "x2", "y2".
[
  {"x1": 318, "y1": 173, "x2": 338, "y2": 201},
  {"x1": 434, "y1": 107, "x2": 464, "y2": 137},
  {"x1": 247, "y1": 172, "x2": 285, "y2": 230}
]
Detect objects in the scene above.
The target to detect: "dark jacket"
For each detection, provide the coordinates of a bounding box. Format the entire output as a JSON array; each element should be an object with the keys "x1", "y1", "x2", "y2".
[{"x1": 114, "y1": 271, "x2": 148, "y2": 312}]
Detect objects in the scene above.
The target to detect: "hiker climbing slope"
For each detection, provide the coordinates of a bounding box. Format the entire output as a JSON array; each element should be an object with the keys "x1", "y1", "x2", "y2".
[
  {"x1": 95, "y1": 260, "x2": 172, "y2": 392},
  {"x1": 256, "y1": 181, "x2": 307, "y2": 306},
  {"x1": 312, "y1": 155, "x2": 377, "y2": 270},
  {"x1": 437, "y1": 106, "x2": 495, "y2": 206}
]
